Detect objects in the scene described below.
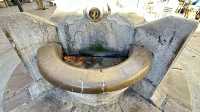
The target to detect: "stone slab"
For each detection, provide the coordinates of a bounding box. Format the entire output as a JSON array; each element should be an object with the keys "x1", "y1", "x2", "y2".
[
  {"x1": 151, "y1": 27, "x2": 200, "y2": 112},
  {"x1": 175, "y1": 47, "x2": 200, "y2": 112},
  {"x1": 10, "y1": 95, "x2": 60, "y2": 112},
  {"x1": 187, "y1": 27, "x2": 200, "y2": 53},
  {"x1": 151, "y1": 66, "x2": 191, "y2": 109},
  {"x1": 162, "y1": 98, "x2": 191, "y2": 112},
  {"x1": 0, "y1": 12, "x2": 59, "y2": 81},
  {"x1": 0, "y1": 28, "x2": 20, "y2": 112},
  {"x1": 3, "y1": 89, "x2": 30, "y2": 112},
  {"x1": 135, "y1": 16, "x2": 198, "y2": 86},
  {"x1": 2, "y1": 63, "x2": 33, "y2": 112},
  {"x1": 4, "y1": 63, "x2": 33, "y2": 99},
  {"x1": 132, "y1": 16, "x2": 198, "y2": 99}
]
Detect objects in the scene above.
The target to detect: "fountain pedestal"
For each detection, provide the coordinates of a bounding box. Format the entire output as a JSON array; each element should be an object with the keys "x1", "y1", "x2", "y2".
[{"x1": 67, "y1": 88, "x2": 127, "y2": 106}]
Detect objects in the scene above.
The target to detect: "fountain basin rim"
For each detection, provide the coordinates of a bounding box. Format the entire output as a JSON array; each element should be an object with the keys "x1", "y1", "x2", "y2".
[{"x1": 37, "y1": 43, "x2": 152, "y2": 94}]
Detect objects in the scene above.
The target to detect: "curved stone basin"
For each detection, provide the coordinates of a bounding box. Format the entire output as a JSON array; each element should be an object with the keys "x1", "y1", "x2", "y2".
[{"x1": 37, "y1": 43, "x2": 152, "y2": 94}]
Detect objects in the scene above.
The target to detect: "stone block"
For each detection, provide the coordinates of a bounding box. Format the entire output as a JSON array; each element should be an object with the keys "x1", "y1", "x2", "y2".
[
  {"x1": 0, "y1": 12, "x2": 59, "y2": 81},
  {"x1": 57, "y1": 14, "x2": 135, "y2": 53},
  {"x1": 151, "y1": 30, "x2": 200, "y2": 111},
  {"x1": 135, "y1": 16, "x2": 198, "y2": 86},
  {"x1": 133, "y1": 16, "x2": 198, "y2": 99}
]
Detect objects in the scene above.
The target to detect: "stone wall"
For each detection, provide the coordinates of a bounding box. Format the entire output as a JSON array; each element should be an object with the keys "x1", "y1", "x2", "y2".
[
  {"x1": 57, "y1": 14, "x2": 135, "y2": 54},
  {"x1": 0, "y1": 12, "x2": 59, "y2": 81}
]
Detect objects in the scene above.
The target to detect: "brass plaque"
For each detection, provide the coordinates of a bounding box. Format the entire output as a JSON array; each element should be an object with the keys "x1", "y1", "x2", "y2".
[{"x1": 89, "y1": 8, "x2": 101, "y2": 21}]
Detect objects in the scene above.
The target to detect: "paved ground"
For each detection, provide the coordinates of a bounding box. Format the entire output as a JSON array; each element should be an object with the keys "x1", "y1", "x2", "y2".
[
  {"x1": 0, "y1": 28, "x2": 20, "y2": 112},
  {"x1": 167, "y1": 27, "x2": 200, "y2": 111},
  {"x1": 0, "y1": 3, "x2": 55, "y2": 112},
  {"x1": 0, "y1": 3, "x2": 55, "y2": 19}
]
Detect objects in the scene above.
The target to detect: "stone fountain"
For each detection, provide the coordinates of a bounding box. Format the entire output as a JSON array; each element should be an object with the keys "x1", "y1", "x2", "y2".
[{"x1": 0, "y1": 0, "x2": 198, "y2": 111}]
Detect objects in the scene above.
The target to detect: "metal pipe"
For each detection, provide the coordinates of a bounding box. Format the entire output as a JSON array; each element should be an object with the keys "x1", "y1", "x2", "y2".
[{"x1": 15, "y1": 0, "x2": 23, "y2": 12}]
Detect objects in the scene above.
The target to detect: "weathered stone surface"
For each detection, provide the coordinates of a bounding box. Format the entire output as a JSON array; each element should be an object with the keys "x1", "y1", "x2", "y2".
[
  {"x1": 56, "y1": 89, "x2": 160, "y2": 112},
  {"x1": 10, "y1": 96, "x2": 61, "y2": 112},
  {"x1": 151, "y1": 27, "x2": 200, "y2": 112},
  {"x1": 2, "y1": 63, "x2": 33, "y2": 112},
  {"x1": 173, "y1": 47, "x2": 200, "y2": 112},
  {"x1": 187, "y1": 31, "x2": 200, "y2": 53},
  {"x1": 4, "y1": 63, "x2": 33, "y2": 99},
  {"x1": 0, "y1": 5, "x2": 198, "y2": 112},
  {"x1": 57, "y1": 14, "x2": 135, "y2": 53},
  {"x1": 28, "y1": 79, "x2": 53, "y2": 99},
  {"x1": 67, "y1": 88, "x2": 126, "y2": 106},
  {"x1": 151, "y1": 85, "x2": 167, "y2": 108},
  {"x1": 151, "y1": 66, "x2": 191, "y2": 109},
  {"x1": 162, "y1": 98, "x2": 191, "y2": 112},
  {"x1": 0, "y1": 28, "x2": 21, "y2": 112},
  {"x1": 132, "y1": 16, "x2": 198, "y2": 99},
  {"x1": 136, "y1": 16, "x2": 197, "y2": 86},
  {"x1": 7, "y1": 88, "x2": 161, "y2": 112},
  {"x1": 131, "y1": 79, "x2": 155, "y2": 99},
  {"x1": 0, "y1": 12, "x2": 59, "y2": 81},
  {"x1": 0, "y1": 29, "x2": 13, "y2": 55},
  {"x1": 3, "y1": 88, "x2": 30, "y2": 112}
]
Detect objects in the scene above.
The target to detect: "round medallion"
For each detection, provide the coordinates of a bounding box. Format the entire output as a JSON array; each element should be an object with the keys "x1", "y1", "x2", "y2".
[{"x1": 88, "y1": 7, "x2": 101, "y2": 22}]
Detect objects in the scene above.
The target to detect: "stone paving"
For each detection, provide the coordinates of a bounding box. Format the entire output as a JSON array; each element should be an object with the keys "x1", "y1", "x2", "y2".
[
  {"x1": 0, "y1": 3, "x2": 55, "y2": 112},
  {"x1": 0, "y1": 3, "x2": 55, "y2": 19},
  {"x1": 2, "y1": 63, "x2": 32, "y2": 112},
  {"x1": 0, "y1": 27, "x2": 20, "y2": 112}
]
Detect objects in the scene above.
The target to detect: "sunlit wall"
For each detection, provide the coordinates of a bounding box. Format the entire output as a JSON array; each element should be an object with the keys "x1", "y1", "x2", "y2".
[{"x1": 54, "y1": 0, "x2": 180, "y2": 21}]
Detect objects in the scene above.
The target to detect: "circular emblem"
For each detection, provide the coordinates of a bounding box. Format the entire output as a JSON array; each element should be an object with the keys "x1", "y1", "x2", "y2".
[{"x1": 89, "y1": 8, "x2": 101, "y2": 21}]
